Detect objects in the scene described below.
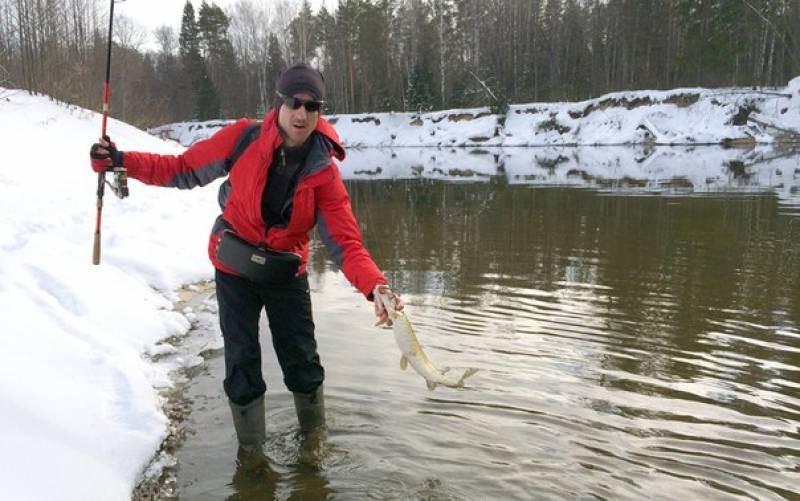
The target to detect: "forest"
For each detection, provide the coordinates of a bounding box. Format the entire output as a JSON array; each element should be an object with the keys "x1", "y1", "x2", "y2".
[{"x1": 1, "y1": 0, "x2": 798, "y2": 128}]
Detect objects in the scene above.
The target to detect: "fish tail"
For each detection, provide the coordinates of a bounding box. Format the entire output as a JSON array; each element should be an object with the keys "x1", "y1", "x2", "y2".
[
  {"x1": 457, "y1": 367, "x2": 479, "y2": 386},
  {"x1": 440, "y1": 367, "x2": 479, "y2": 388}
]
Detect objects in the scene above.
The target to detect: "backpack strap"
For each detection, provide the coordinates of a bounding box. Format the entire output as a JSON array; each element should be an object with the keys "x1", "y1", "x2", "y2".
[
  {"x1": 217, "y1": 121, "x2": 261, "y2": 211},
  {"x1": 225, "y1": 121, "x2": 262, "y2": 173}
]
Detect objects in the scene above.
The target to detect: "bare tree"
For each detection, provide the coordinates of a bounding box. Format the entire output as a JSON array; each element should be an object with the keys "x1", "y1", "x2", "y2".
[
  {"x1": 114, "y1": 14, "x2": 146, "y2": 51},
  {"x1": 228, "y1": 0, "x2": 274, "y2": 114},
  {"x1": 154, "y1": 25, "x2": 178, "y2": 56},
  {"x1": 0, "y1": 62, "x2": 11, "y2": 97},
  {"x1": 0, "y1": 0, "x2": 14, "y2": 92},
  {"x1": 2, "y1": 0, "x2": 800, "y2": 124},
  {"x1": 272, "y1": 0, "x2": 300, "y2": 61}
]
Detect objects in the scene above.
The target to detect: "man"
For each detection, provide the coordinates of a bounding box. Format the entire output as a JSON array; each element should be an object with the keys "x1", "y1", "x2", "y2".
[{"x1": 89, "y1": 64, "x2": 402, "y2": 451}]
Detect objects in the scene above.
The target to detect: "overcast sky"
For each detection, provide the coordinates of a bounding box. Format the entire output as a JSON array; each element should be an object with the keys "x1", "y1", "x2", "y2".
[{"x1": 116, "y1": 0, "x2": 329, "y2": 50}]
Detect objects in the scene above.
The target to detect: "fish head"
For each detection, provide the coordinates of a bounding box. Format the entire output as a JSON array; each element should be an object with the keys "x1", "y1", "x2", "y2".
[{"x1": 376, "y1": 290, "x2": 402, "y2": 320}]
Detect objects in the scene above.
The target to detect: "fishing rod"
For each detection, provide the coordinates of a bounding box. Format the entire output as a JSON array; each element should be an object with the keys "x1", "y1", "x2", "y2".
[{"x1": 93, "y1": 0, "x2": 129, "y2": 265}]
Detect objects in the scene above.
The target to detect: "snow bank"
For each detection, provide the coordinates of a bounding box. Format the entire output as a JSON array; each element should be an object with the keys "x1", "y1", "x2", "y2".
[
  {"x1": 340, "y1": 146, "x2": 799, "y2": 200},
  {"x1": 151, "y1": 77, "x2": 800, "y2": 148},
  {"x1": 149, "y1": 119, "x2": 234, "y2": 150},
  {"x1": 0, "y1": 89, "x2": 219, "y2": 500}
]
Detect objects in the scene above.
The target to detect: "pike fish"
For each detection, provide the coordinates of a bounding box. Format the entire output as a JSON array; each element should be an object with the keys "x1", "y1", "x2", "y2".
[{"x1": 376, "y1": 290, "x2": 478, "y2": 391}]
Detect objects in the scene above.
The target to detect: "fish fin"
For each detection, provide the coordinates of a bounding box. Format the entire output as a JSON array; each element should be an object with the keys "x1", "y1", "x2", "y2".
[
  {"x1": 426, "y1": 380, "x2": 437, "y2": 391},
  {"x1": 400, "y1": 355, "x2": 408, "y2": 370}
]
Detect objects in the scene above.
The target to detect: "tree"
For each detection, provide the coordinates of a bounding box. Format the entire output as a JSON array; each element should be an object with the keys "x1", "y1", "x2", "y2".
[
  {"x1": 198, "y1": 1, "x2": 241, "y2": 116},
  {"x1": 355, "y1": 0, "x2": 396, "y2": 111},
  {"x1": 2, "y1": 0, "x2": 800, "y2": 124},
  {"x1": 314, "y1": 5, "x2": 341, "y2": 111},
  {"x1": 114, "y1": 14, "x2": 146, "y2": 51},
  {"x1": 265, "y1": 32, "x2": 287, "y2": 106},
  {"x1": 179, "y1": 1, "x2": 200, "y2": 62},
  {"x1": 289, "y1": 0, "x2": 318, "y2": 62},
  {"x1": 195, "y1": 65, "x2": 220, "y2": 119},
  {"x1": 406, "y1": 63, "x2": 434, "y2": 111},
  {"x1": 154, "y1": 25, "x2": 192, "y2": 121},
  {"x1": 179, "y1": 0, "x2": 219, "y2": 119}
]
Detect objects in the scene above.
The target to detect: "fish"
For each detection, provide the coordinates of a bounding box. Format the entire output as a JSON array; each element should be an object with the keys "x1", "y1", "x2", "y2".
[{"x1": 375, "y1": 289, "x2": 478, "y2": 391}]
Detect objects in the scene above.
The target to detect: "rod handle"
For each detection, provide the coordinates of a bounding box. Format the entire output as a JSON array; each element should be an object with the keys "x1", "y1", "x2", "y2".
[
  {"x1": 93, "y1": 172, "x2": 104, "y2": 265},
  {"x1": 92, "y1": 229, "x2": 101, "y2": 265}
]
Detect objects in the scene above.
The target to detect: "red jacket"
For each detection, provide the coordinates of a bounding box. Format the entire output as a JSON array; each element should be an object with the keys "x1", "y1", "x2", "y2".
[{"x1": 123, "y1": 110, "x2": 387, "y2": 298}]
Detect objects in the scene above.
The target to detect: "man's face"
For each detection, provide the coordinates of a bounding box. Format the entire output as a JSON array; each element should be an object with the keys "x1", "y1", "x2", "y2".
[{"x1": 278, "y1": 92, "x2": 319, "y2": 147}]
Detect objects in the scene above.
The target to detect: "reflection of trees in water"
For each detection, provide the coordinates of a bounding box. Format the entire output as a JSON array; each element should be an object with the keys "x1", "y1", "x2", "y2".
[{"x1": 309, "y1": 180, "x2": 800, "y2": 392}]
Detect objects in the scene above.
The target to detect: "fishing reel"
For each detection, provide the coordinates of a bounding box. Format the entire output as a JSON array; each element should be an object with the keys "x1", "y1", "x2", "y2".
[{"x1": 106, "y1": 166, "x2": 129, "y2": 199}]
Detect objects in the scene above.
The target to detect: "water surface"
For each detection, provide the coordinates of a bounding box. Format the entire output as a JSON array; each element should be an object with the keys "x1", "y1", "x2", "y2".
[{"x1": 176, "y1": 148, "x2": 800, "y2": 500}]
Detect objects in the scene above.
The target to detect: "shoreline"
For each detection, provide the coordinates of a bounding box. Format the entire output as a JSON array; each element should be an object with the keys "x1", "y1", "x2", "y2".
[
  {"x1": 132, "y1": 281, "x2": 220, "y2": 501},
  {"x1": 150, "y1": 77, "x2": 800, "y2": 149}
]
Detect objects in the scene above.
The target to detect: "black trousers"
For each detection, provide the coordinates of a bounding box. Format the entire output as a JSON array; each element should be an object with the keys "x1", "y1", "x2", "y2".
[{"x1": 215, "y1": 269, "x2": 324, "y2": 406}]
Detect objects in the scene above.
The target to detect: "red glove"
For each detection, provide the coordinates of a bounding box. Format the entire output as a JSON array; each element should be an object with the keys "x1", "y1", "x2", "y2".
[{"x1": 89, "y1": 135, "x2": 123, "y2": 173}]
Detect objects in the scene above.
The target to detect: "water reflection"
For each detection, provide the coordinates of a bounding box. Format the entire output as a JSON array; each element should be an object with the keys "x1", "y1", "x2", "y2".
[
  {"x1": 341, "y1": 146, "x2": 800, "y2": 210},
  {"x1": 227, "y1": 435, "x2": 335, "y2": 501},
  {"x1": 228, "y1": 450, "x2": 280, "y2": 500}
]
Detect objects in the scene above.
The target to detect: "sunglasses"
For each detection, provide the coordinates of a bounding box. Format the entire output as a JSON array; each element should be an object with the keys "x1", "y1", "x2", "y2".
[{"x1": 277, "y1": 91, "x2": 324, "y2": 113}]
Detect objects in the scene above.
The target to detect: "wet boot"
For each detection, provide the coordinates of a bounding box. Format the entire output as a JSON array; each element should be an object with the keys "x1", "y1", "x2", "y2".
[
  {"x1": 229, "y1": 394, "x2": 266, "y2": 452},
  {"x1": 292, "y1": 385, "x2": 325, "y2": 433},
  {"x1": 293, "y1": 386, "x2": 326, "y2": 468}
]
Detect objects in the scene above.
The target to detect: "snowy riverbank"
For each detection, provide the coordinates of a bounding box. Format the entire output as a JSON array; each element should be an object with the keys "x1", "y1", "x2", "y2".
[
  {"x1": 151, "y1": 77, "x2": 800, "y2": 148},
  {"x1": 0, "y1": 89, "x2": 222, "y2": 500}
]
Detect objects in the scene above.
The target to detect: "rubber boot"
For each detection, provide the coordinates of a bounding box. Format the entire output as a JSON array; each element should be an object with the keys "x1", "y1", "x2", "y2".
[
  {"x1": 229, "y1": 394, "x2": 266, "y2": 451},
  {"x1": 292, "y1": 385, "x2": 325, "y2": 433}
]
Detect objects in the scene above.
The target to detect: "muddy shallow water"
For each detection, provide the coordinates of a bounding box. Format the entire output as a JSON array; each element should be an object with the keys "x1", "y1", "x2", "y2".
[{"x1": 174, "y1": 160, "x2": 800, "y2": 500}]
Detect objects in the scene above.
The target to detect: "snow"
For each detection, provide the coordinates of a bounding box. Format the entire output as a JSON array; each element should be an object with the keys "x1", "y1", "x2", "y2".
[
  {"x1": 0, "y1": 90, "x2": 218, "y2": 500},
  {"x1": 0, "y1": 78, "x2": 798, "y2": 500},
  {"x1": 151, "y1": 79, "x2": 800, "y2": 148}
]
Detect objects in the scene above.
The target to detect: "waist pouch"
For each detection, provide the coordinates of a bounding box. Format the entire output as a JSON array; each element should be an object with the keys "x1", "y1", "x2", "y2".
[{"x1": 216, "y1": 230, "x2": 301, "y2": 283}]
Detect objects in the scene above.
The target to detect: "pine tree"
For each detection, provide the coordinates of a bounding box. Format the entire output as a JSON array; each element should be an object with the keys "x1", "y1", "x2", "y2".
[
  {"x1": 179, "y1": 1, "x2": 200, "y2": 61},
  {"x1": 289, "y1": 0, "x2": 318, "y2": 62},
  {"x1": 314, "y1": 6, "x2": 340, "y2": 112},
  {"x1": 355, "y1": 0, "x2": 396, "y2": 111},
  {"x1": 198, "y1": 1, "x2": 232, "y2": 59},
  {"x1": 196, "y1": 67, "x2": 220, "y2": 119},
  {"x1": 265, "y1": 33, "x2": 287, "y2": 108},
  {"x1": 179, "y1": 0, "x2": 219, "y2": 120},
  {"x1": 406, "y1": 63, "x2": 434, "y2": 112},
  {"x1": 198, "y1": 1, "x2": 240, "y2": 116}
]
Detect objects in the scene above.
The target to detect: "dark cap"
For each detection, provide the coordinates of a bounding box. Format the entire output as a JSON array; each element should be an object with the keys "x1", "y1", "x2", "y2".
[{"x1": 276, "y1": 63, "x2": 326, "y2": 101}]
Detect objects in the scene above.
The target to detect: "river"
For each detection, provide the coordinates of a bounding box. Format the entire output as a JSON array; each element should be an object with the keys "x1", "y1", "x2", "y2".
[{"x1": 175, "y1": 147, "x2": 800, "y2": 500}]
